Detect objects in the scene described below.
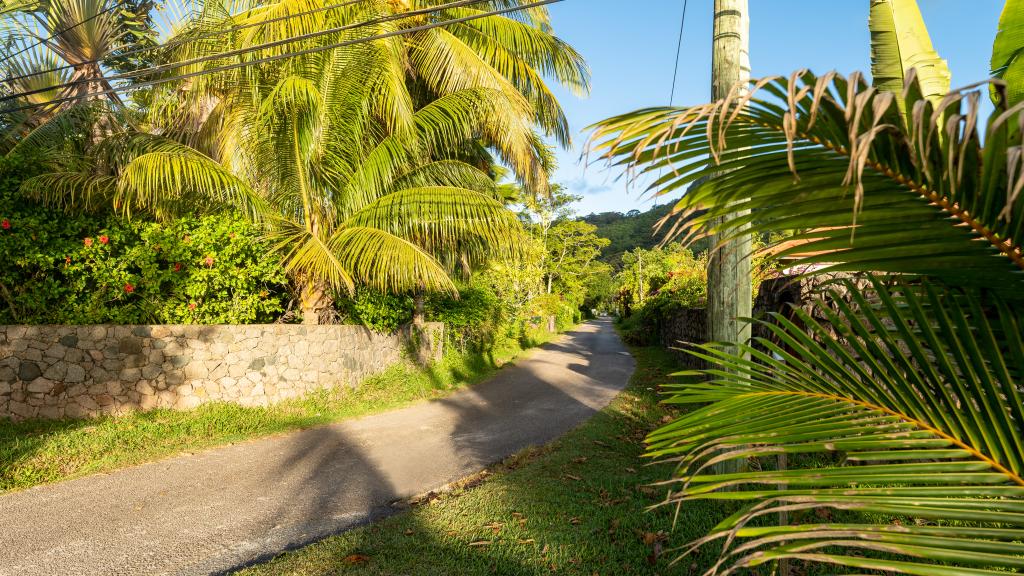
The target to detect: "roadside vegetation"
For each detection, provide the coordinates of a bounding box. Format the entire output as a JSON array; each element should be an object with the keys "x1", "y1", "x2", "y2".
[
  {"x1": 590, "y1": 0, "x2": 1024, "y2": 573},
  {"x1": 0, "y1": 331, "x2": 556, "y2": 493},
  {"x1": 238, "y1": 345, "x2": 709, "y2": 576}
]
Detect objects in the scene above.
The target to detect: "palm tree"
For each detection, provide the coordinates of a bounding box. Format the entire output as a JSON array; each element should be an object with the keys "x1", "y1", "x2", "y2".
[
  {"x1": 161, "y1": 0, "x2": 589, "y2": 192},
  {"x1": 587, "y1": 0, "x2": 1024, "y2": 573},
  {"x1": 0, "y1": 0, "x2": 140, "y2": 110}
]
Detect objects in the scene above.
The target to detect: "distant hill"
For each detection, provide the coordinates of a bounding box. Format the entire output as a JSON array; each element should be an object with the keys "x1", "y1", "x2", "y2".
[{"x1": 581, "y1": 200, "x2": 682, "y2": 268}]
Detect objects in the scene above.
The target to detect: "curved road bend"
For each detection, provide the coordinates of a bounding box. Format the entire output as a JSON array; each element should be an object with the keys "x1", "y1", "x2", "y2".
[{"x1": 0, "y1": 319, "x2": 634, "y2": 576}]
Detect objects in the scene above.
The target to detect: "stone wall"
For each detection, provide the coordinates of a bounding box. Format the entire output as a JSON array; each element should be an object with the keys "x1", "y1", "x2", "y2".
[
  {"x1": 658, "y1": 307, "x2": 708, "y2": 370},
  {"x1": 0, "y1": 323, "x2": 442, "y2": 421},
  {"x1": 657, "y1": 276, "x2": 808, "y2": 367}
]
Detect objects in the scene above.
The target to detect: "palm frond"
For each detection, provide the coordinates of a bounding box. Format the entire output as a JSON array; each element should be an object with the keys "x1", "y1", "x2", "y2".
[
  {"x1": 20, "y1": 171, "x2": 117, "y2": 211},
  {"x1": 869, "y1": 0, "x2": 951, "y2": 114},
  {"x1": 267, "y1": 217, "x2": 356, "y2": 295},
  {"x1": 411, "y1": 87, "x2": 547, "y2": 193},
  {"x1": 343, "y1": 185, "x2": 524, "y2": 262},
  {"x1": 991, "y1": 0, "x2": 1024, "y2": 106},
  {"x1": 588, "y1": 72, "x2": 1024, "y2": 298},
  {"x1": 118, "y1": 146, "x2": 269, "y2": 219},
  {"x1": 648, "y1": 278, "x2": 1024, "y2": 575},
  {"x1": 329, "y1": 226, "x2": 457, "y2": 295},
  {"x1": 441, "y1": 4, "x2": 590, "y2": 145}
]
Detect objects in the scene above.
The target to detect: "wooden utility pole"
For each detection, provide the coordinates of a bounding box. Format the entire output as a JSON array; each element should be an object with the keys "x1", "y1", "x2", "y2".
[
  {"x1": 708, "y1": 0, "x2": 752, "y2": 357},
  {"x1": 707, "y1": 0, "x2": 752, "y2": 481}
]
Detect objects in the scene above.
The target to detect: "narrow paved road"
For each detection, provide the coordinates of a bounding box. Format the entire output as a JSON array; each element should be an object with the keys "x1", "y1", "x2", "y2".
[{"x1": 0, "y1": 319, "x2": 634, "y2": 576}]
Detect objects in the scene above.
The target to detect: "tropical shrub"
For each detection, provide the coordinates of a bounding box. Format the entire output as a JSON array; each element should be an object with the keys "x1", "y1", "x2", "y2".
[
  {"x1": 427, "y1": 283, "x2": 503, "y2": 353},
  {"x1": 0, "y1": 155, "x2": 287, "y2": 324},
  {"x1": 337, "y1": 289, "x2": 414, "y2": 335}
]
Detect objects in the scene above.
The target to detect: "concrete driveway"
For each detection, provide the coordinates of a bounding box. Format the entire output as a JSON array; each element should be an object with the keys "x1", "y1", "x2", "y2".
[{"x1": 0, "y1": 319, "x2": 634, "y2": 576}]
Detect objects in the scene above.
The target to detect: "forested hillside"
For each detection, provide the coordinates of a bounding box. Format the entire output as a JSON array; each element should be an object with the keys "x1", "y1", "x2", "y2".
[{"x1": 582, "y1": 200, "x2": 693, "y2": 267}]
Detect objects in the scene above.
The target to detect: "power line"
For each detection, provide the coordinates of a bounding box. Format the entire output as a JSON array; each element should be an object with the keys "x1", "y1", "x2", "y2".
[
  {"x1": 656, "y1": 0, "x2": 688, "y2": 208},
  {"x1": 0, "y1": 0, "x2": 563, "y2": 115},
  {"x1": 0, "y1": 0, "x2": 130, "y2": 68},
  {"x1": 669, "y1": 0, "x2": 689, "y2": 106},
  {"x1": 2, "y1": 0, "x2": 495, "y2": 105},
  {"x1": 1, "y1": 0, "x2": 371, "y2": 86}
]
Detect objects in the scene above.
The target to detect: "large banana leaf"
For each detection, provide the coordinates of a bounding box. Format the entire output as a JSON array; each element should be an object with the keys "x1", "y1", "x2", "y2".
[
  {"x1": 647, "y1": 278, "x2": 1024, "y2": 574},
  {"x1": 991, "y1": 0, "x2": 1024, "y2": 106},
  {"x1": 869, "y1": 0, "x2": 950, "y2": 115},
  {"x1": 588, "y1": 72, "x2": 1024, "y2": 299}
]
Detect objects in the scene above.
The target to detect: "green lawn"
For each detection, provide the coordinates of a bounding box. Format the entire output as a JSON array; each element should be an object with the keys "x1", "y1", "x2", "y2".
[
  {"x1": 238, "y1": 345, "x2": 727, "y2": 576},
  {"x1": 0, "y1": 334, "x2": 555, "y2": 493}
]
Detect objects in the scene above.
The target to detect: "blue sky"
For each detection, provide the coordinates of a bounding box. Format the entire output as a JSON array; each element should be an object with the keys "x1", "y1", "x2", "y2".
[{"x1": 545, "y1": 0, "x2": 1005, "y2": 217}]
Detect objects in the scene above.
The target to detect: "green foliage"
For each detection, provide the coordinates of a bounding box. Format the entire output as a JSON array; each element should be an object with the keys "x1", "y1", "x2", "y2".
[
  {"x1": 527, "y1": 293, "x2": 579, "y2": 332},
  {"x1": 0, "y1": 154, "x2": 287, "y2": 324},
  {"x1": 541, "y1": 219, "x2": 609, "y2": 304},
  {"x1": 427, "y1": 283, "x2": 503, "y2": 353},
  {"x1": 338, "y1": 289, "x2": 414, "y2": 334},
  {"x1": 581, "y1": 202, "x2": 681, "y2": 267}
]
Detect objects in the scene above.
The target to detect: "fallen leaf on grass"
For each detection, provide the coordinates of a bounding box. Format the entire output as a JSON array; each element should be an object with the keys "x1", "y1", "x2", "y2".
[
  {"x1": 517, "y1": 538, "x2": 535, "y2": 545},
  {"x1": 563, "y1": 474, "x2": 582, "y2": 481},
  {"x1": 637, "y1": 485, "x2": 659, "y2": 498},
  {"x1": 468, "y1": 540, "x2": 492, "y2": 547},
  {"x1": 342, "y1": 554, "x2": 370, "y2": 565},
  {"x1": 624, "y1": 467, "x2": 636, "y2": 473},
  {"x1": 569, "y1": 517, "x2": 581, "y2": 525},
  {"x1": 484, "y1": 522, "x2": 504, "y2": 534},
  {"x1": 592, "y1": 440, "x2": 611, "y2": 448},
  {"x1": 647, "y1": 541, "x2": 663, "y2": 565},
  {"x1": 404, "y1": 529, "x2": 414, "y2": 536},
  {"x1": 572, "y1": 457, "x2": 588, "y2": 464}
]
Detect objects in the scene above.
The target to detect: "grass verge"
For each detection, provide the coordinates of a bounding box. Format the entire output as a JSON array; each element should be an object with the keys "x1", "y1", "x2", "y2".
[
  {"x1": 237, "y1": 344, "x2": 725, "y2": 576},
  {"x1": 0, "y1": 333, "x2": 556, "y2": 493}
]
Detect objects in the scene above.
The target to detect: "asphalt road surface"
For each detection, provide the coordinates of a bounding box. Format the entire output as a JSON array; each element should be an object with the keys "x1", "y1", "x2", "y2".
[{"x1": 0, "y1": 319, "x2": 635, "y2": 575}]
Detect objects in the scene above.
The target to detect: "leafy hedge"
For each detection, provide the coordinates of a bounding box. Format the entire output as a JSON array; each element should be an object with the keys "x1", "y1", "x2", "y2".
[{"x1": 0, "y1": 154, "x2": 288, "y2": 325}]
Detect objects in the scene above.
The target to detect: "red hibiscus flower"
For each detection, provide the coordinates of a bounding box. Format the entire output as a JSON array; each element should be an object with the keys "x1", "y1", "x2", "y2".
[
  {"x1": 188, "y1": 302, "x2": 197, "y2": 310},
  {"x1": 64, "y1": 256, "x2": 71, "y2": 266},
  {"x1": 124, "y1": 283, "x2": 135, "y2": 293},
  {"x1": 99, "y1": 235, "x2": 109, "y2": 245},
  {"x1": 1, "y1": 219, "x2": 9, "y2": 230},
  {"x1": 204, "y1": 255, "x2": 214, "y2": 267},
  {"x1": 84, "y1": 237, "x2": 94, "y2": 247},
  {"x1": 173, "y1": 262, "x2": 182, "y2": 272}
]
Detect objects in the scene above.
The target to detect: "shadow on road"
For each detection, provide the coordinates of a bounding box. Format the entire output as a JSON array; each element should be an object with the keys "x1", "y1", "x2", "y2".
[{"x1": 213, "y1": 321, "x2": 632, "y2": 575}]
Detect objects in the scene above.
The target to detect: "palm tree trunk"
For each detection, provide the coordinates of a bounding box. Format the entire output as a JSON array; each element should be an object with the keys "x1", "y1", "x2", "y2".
[
  {"x1": 412, "y1": 292, "x2": 426, "y2": 327},
  {"x1": 299, "y1": 278, "x2": 329, "y2": 325},
  {"x1": 708, "y1": 0, "x2": 752, "y2": 361},
  {"x1": 708, "y1": 0, "x2": 752, "y2": 475}
]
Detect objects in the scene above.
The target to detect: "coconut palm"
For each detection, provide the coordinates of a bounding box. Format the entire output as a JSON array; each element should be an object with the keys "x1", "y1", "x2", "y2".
[
  {"x1": 587, "y1": 0, "x2": 1024, "y2": 573},
  {"x1": 161, "y1": 0, "x2": 589, "y2": 191},
  {"x1": 0, "y1": 0, "x2": 141, "y2": 108}
]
